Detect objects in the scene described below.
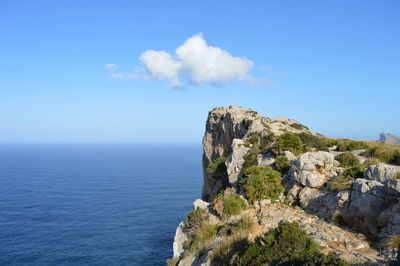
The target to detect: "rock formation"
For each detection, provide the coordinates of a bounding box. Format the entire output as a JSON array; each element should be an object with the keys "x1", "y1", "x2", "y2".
[
  {"x1": 380, "y1": 132, "x2": 400, "y2": 144},
  {"x1": 170, "y1": 106, "x2": 400, "y2": 265}
]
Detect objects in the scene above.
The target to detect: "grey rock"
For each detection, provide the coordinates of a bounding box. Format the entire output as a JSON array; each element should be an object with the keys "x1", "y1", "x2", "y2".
[
  {"x1": 173, "y1": 222, "x2": 188, "y2": 258},
  {"x1": 256, "y1": 152, "x2": 275, "y2": 167},
  {"x1": 380, "y1": 133, "x2": 400, "y2": 145},
  {"x1": 364, "y1": 163, "x2": 398, "y2": 183},
  {"x1": 225, "y1": 139, "x2": 249, "y2": 185},
  {"x1": 387, "y1": 179, "x2": 400, "y2": 194}
]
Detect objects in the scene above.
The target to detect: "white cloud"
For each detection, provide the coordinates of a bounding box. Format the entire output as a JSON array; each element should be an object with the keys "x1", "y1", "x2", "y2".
[
  {"x1": 107, "y1": 34, "x2": 272, "y2": 88},
  {"x1": 105, "y1": 63, "x2": 117, "y2": 71},
  {"x1": 140, "y1": 50, "x2": 182, "y2": 87}
]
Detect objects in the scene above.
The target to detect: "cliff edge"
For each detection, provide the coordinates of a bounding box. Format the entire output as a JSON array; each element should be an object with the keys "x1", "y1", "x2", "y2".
[{"x1": 169, "y1": 106, "x2": 400, "y2": 266}]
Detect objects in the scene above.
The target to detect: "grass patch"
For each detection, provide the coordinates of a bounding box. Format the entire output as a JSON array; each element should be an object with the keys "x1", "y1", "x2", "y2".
[
  {"x1": 328, "y1": 176, "x2": 352, "y2": 191},
  {"x1": 241, "y1": 166, "x2": 284, "y2": 203},
  {"x1": 335, "y1": 152, "x2": 360, "y2": 168},
  {"x1": 365, "y1": 142, "x2": 400, "y2": 165},
  {"x1": 337, "y1": 140, "x2": 369, "y2": 152}
]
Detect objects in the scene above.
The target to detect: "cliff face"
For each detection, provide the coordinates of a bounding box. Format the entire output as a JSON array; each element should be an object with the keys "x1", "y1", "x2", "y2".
[{"x1": 170, "y1": 106, "x2": 400, "y2": 266}]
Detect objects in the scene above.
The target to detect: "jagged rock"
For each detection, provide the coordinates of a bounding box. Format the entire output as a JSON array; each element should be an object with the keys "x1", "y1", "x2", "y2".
[
  {"x1": 173, "y1": 222, "x2": 188, "y2": 258},
  {"x1": 387, "y1": 179, "x2": 400, "y2": 194},
  {"x1": 377, "y1": 202, "x2": 400, "y2": 235},
  {"x1": 344, "y1": 178, "x2": 398, "y2": 234},
  {"x1": 291, "y1": 152, "x2": 335, "y2": 188},
  {"x1": 193, "y1": 199, "x2": 210, "y2": 210},
  {"x1": 202, "y1": 106, "x2": 258, "y2": 201},
  {"x1": 283, "y1": 151, "x2": 297, "y2": 162},
  {"x1": 256, "y1": 152, "x2": 275, "y2": 167},
  {"x1": 225, "y1": 139, "x2": 249, "y2": 185},
  {"x1": 364, "y1": 163, "x2": 398, "y2": 183}
]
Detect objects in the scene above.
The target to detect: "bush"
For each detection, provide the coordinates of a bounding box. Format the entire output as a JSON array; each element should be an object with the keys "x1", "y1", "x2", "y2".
[
  {"x1": 239, "y1": 221, "x2": 346, "y2": 265},
  {"x1": 186, "y1": 208, "x2": 209, "y2": 235},
  {"x1": 298, "y1": 133, "x2": 329, "y2": 152},
  {"x1": 241, "y1": 166, "x2": 284, "y2": 203},
  {"x1": 274, "y1": 155, "x2": 290, "y2": 174},
  {"x1": 335, "y1": 152, "x2": 360, "y2": 168},
  {"x1": 273, "y1": 132, "x2": 304, "y2": 156},
  {"x1": 337, "y1": 140, "x2": 369, "y2": 152},
  {"x1": 291, "y1": 122, "x2": 309, "y2": 131},
  {"x1": 328, "y1": 176, "x2": 352, "y2": 191},
  {"x1": 365, "y1": 143, "x2": 400, "y2": 165},
  {"x1": 206, "y1": 157, "x2": 226, "y2": 173},
  {"x1": 214, "y1": 192, "x2": 247, "y2": 218},
  {"x1": 396, "y1": 172, "x2": 400, "y2": 180},
  {"x1": 242, "y1": 132, "x2": 275, "y2": 172},
  {"x1": 343, "y1": 167, "x2": 364, "y2": 179}
]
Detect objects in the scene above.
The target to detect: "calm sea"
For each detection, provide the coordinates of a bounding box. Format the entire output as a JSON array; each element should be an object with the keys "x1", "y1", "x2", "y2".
[{"x1": 0, "y1": 143, "x2": 203, "y2": 265}]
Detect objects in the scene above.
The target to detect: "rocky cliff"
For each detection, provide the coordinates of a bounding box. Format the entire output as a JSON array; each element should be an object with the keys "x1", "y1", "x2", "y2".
[
  {"x1": 169, "y1": 106, "x2": 400, "y2": 266},
  {"x1": 380, "y1": 133, "x2": 400, "y2": 145}
]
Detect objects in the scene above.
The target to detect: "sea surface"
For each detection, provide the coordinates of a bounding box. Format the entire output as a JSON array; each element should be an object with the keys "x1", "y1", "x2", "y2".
[{"x1": 0, "y1": 143, "x2": 203, "y2": 265}]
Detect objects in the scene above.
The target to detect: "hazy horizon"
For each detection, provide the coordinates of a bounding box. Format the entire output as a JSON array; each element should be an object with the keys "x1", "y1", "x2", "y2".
[{"x1": 1, "y1": 1, "x2": 399, "y2": 142}]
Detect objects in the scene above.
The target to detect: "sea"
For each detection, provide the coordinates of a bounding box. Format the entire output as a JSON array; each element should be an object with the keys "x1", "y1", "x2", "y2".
[{"x1": 0, "y1": 143, "x2": 203, "y2": 265}]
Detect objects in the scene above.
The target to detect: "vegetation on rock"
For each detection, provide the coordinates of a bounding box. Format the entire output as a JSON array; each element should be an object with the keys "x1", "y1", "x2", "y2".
[
  {"x1": 274, "y1": 155, "x2": 291, "y2": 174},
  {"x1": 241, "y1": 166, "x2": 284, "y2": 203},
  {"x1": 273, "y1": 132, "x2": 304, "y2": 156},
  {"x1": 214, "y1": 191, "x2": 247, "y2": 218},
  {"x1": 337, "y1": 140, "x2": 369, "y2": 152},
  {"x1": 328, "y1": 176, "x2": 352, "y2": 191},
  {"x1": 228, "y1": 222, "x2": 347, "y2": 265},
  {"x1": 335, "y1": 152, "x2": 360, "y2": 168}
]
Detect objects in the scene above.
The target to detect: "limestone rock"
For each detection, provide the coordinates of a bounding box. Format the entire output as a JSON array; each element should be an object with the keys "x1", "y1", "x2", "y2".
[
  {"x1": 256, "y1": 152, "x2": 275, "y2": 167},
  {"x1": 291, "y1": 152, "x2": 335, "y2": 188},
  {"x1": 364, "y1": 163, "x2": 398, "y2": 183},
  {"x1": 173, "y1": 222, "x2": 188, "y2": 258},
  {"x1": 344, "y1": 178, "x2": 398, "y2": 234},
  {"x1": 225, "y1": 139, "x2": 249, "y2": 185},
  {"x1": 193, "y1": 199, "x2": 210, "y2": 210}
]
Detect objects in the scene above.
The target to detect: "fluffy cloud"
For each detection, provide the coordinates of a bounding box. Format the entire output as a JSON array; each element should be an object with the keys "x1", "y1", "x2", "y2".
[{"x1": 107, "y1": 34, "x2": 265, "y2": 88}]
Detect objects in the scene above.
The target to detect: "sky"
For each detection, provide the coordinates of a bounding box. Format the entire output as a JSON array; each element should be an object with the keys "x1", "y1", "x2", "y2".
[{"x1": 0, "y1": 0, "x2": 399, "y2": 142}]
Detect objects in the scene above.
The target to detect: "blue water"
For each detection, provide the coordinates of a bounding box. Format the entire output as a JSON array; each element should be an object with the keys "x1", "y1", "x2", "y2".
[{"x1": 0, "y1": 143, "x2": 203, "y2": 265}]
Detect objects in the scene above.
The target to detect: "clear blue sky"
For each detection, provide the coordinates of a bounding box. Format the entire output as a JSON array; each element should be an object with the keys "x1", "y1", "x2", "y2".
[{"x1": 1, "y1": 0, "x2": 399, "y2": 142}]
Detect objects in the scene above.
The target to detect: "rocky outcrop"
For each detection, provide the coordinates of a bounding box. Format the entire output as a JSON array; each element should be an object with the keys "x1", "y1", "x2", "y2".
[
  {"x1": 380, "y1": 132, "x2": 400, "y2": 144},
  {"x1": 202, "y1": 105, "x2": 314, "y2": 201},
  {"x1": 172, "y1": 106, "x2": 400, "y2": 265}
]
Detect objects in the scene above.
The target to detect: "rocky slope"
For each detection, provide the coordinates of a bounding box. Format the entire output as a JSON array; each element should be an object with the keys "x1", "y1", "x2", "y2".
[{"x1": 170, "y1": 106, "x2": 400, "y2": 265}]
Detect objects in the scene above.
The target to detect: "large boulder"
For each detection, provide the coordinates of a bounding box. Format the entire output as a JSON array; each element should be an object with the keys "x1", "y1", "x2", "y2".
[
  {"x1": 292, "y1": 152, "x2": 335, "y2": 188},
  {"x1": 256, "y1": 152, "x2": 275, "y2": 167},
  {"x1": 377, "y1": 202, "x2": 400, "y2": 235},
  {"x1": 225, "y1": 139, "x2": 249, "y2": 185},
  {"x1": 364, "y1": 164, "x2": 398, "y2": 183},
  {"x1": 344, "y1": 178, "x2": 398, "y2": 234}
]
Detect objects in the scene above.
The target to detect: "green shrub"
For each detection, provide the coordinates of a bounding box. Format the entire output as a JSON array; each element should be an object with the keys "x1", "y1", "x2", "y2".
[
  {"x1": 274, "y1": 155, "x2": 290, "y2": 174},
  {"x1": 273, "y1": 132, "x2": 304, "y2": 156},
  {"x1": 186, "y1": 208, "x2": 209, "y2": 235},
  {"x1": 362, "y1": 157, "x2": 381, "y2": 168},
  {"x1": 337, "y1": 140, "x2": 369, "y2": 152},
  {"x1": 241, "y1": 166, "x2": 284, "y2": 203},
  {"x1": 291, "y1": 122, "x2": 309, "y2": 131},
  {"x1": 343, "y1": 167, "x2": 364, "y2": 179},
  {"x1": 396, "y1": 172, "x2": 400, "y2": 179},
  {"x1": 242, "y1": 132, "x2": 275, "y2": 172},
  {"x1": 298, "y1": 132, "x2": 329, "y2": 152},
  {"x1": 190, "y1": 222, "x2": 218, "y2": 253},
  {"x1": 215, "y1": 192, "x2": 247, "y2": 218},
  {"x1": 206, "y1": 157, "x2": 226, "y2": 173},
  {"x1": 239, "y1": 221, "x2": 346, "y2": 265},
  {"x1": 328, "y1": 176, "x2": 352, "y2": 191},
  {"x1": 335, "y1": 152, "x2": 360, "y2": 168}
]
